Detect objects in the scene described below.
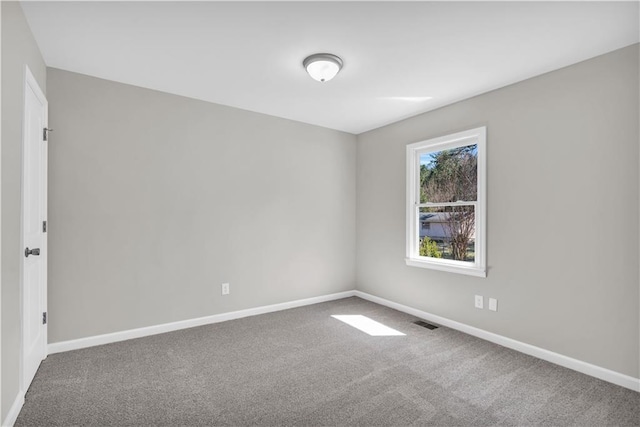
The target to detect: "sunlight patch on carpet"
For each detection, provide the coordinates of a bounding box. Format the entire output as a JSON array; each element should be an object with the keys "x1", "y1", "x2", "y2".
[{"x1": 331, "y1": 315, "x2": 406, "y2": 336}]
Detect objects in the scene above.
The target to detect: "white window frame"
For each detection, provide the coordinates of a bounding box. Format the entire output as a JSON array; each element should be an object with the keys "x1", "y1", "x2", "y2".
[{"x1": 406, "y1": 126, "x2": 487, "y2": 277}]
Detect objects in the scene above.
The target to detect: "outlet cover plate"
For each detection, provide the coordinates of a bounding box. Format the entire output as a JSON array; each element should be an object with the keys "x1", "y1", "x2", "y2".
[
  {"x1": 475, "y1": 295, "x2": 483, "y2": 309},
  {"x1": 221, "y1": 283, "x2": 230, "y2": 295}
]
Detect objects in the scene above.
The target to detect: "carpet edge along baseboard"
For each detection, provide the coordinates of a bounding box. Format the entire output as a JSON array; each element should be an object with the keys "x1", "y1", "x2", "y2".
[{"x1": 46, "y1": 290, "x2": 639, "y2": 393}]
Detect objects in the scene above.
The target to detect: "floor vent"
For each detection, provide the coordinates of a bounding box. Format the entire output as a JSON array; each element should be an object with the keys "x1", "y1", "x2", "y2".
[{"x1": 414, "y1": 320, "x2": 439, "y2": 330}]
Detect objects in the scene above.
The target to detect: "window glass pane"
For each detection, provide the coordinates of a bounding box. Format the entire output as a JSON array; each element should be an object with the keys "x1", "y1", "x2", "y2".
[
  {"x1": 418, "y1": 206, "x2": 475, "y2": 262},
  {"x1": 419, "y1": 144, "x2": 478, "y2": 203}
]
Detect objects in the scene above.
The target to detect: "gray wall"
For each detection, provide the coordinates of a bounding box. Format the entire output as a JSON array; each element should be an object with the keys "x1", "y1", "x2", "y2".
[
  {"x1": 1, "y1": 2, "x2": 47, "y2": 421},
  {"x1": 356, "y1": 44, "x2": 639, "y2": 378},
  {"x1": 46, "y1": 68, "x2": 356, "y2": 343}
]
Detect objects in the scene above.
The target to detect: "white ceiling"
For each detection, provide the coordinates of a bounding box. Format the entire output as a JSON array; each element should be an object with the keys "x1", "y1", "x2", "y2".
[{"x1": 21, "y1": 1, "x2": 640, "y2": 134}]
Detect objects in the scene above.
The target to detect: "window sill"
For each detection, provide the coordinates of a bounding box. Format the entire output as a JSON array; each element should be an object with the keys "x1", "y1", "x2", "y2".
[{"x1": 405, "y1": 258, "x2": 486, "y2": 278}]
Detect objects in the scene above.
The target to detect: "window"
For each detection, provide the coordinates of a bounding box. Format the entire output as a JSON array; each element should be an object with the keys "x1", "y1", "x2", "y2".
[{"x1": 406, "y1": 126, "x2": 486, "y2": 277}]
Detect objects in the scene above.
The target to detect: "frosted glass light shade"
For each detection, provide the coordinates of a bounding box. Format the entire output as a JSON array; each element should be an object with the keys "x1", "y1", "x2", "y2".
[{"x1": 303, "y1": 53, "x2": 343, "y2": 82}]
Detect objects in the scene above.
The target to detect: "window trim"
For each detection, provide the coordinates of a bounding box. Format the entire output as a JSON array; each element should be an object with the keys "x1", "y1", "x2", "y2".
[{"x1": 405, "y1": 126, "x2": 487, "y2": 277}]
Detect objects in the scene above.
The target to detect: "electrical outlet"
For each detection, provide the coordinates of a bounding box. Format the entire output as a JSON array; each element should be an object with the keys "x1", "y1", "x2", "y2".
[
  {"x1": 489, "y1": 298, "x2": 498, "y2": 312},
  {"x1": 221, "y1": 283, "x2": 230, "y2": 295},
  {"x1": 474, "y1": 295, "x2": 483, "y2": 309}
]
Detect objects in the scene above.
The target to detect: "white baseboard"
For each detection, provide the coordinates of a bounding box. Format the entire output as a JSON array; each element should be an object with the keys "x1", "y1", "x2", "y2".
[
  {"x1": 354, "y1": 290, "x2": 640, "y2": 393},
  {"x1": 48, "y1": 290, "x2": 356, "y2": 355},
  {"x1": 2, "y1": 392, "x2": 25, "y2": 427},
  {"x1": 47, "y1": 288, "x2": 639, "y2": 392}
]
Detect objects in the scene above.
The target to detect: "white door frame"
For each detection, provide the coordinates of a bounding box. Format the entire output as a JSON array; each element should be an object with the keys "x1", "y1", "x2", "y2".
[{"x1": 20, "y1": 65, "x2": 48, "y2": 394}]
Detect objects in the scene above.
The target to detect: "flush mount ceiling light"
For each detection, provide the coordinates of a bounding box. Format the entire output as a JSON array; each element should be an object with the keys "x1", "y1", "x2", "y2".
[{"x1": 303, "y1": 53, "x2": 343, "y2": 82}]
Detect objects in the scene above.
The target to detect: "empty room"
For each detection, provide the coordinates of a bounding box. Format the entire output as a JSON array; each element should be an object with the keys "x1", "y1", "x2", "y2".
[{"x1": 1, "y1": 1, "x2": 639, "y2": 426}]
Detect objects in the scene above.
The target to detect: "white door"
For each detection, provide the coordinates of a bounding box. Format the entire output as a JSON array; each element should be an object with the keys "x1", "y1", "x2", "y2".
[{"x1": 21, "y1": 66, "x2": 48, "y2": 392}]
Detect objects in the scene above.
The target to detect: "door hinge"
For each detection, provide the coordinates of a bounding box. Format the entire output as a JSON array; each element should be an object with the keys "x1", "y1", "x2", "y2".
[
  {"x1": 43, "y1": 220, "x2": 47, "y2": 233},
  {"x1": 43, "y1": 128, "x2": 53, "y2": 142},
  {"x1": 42, "y1": 312, "x2": 47, "y2": 325}
]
